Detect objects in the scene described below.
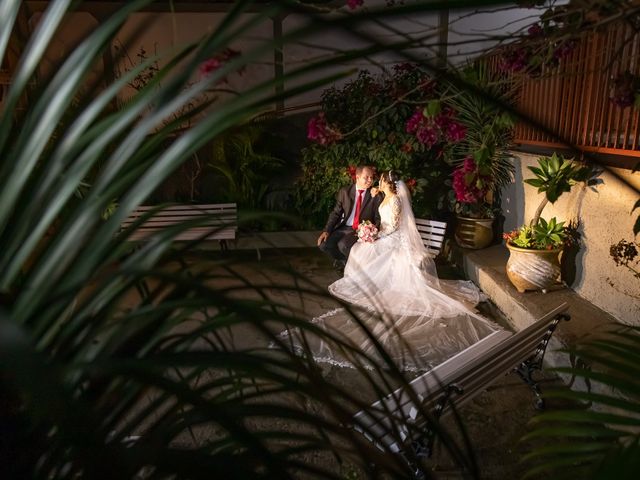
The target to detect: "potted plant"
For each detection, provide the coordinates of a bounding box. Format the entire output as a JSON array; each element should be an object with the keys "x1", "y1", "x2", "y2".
[
  {"x1": 445, "y1": 63, "x2": 516, "y2": 249},
  {"x1": 451, "y1": 156, "x2": 496, "y2": 249},
  {"x1": 503, "y1": 153, "x2": 593, "y2": 292}
]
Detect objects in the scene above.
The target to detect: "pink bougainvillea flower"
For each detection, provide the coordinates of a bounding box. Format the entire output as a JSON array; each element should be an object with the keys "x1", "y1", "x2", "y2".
[
  {"x1": 553, "y1": 40, "x2": 576, "y2": 60},
  {"x1": 346, "y1": 165, "x2": 357, "y2": 181},
  {"x1": 498, "y1": 47, "x2": 530, "y2": 73},
  {"x1": 463, "y1": 157, "x2": 475, "y2": 170},
  {"x1": 406, "y1": 106, "x2": 465, "y2": 146},
  {"x1": 307, "y1": 112, "x2": 341, "y2": 145},
  {"x1": 528, "y1": 23, "x2": 543, "y2": 37},
  {"x1": 452, "y1": 156, "x2": 490, "y2": 204},
  {"x1": 400, "y1": 142, "x2": 413, "y2": 153},
  {"x1": 405, "y1": 178, "x2": 417, "y2": 192},
  {"x1": 199, "y1": 48, "x2": 242, "y2": 81},
  {"x1": 199, "y1": 58, "x2": 222, "y2": 76},
  {"x1": 347, "y1": 0, "x2": 364, "y2": 10},
  {"x1": 405, "y1": 109, "x2": 424, "y2": 134},
  {"x1": 416, "y1": 125, "x2": 438, "y2": 147},
  {"x1": 392, "y1": 62, "x2": 417, "y2": 73},
  {"x1": 445, "y1": 120, "x2": 467, "y2": 142},
  {"x1": 307, "y1": 113, "x2": 326, "y2": 141}
]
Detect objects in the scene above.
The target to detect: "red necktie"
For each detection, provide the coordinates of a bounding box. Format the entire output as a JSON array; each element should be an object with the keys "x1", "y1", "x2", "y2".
[{"x1": 353, "y1": 190, "x2": 364, "y2": 230}]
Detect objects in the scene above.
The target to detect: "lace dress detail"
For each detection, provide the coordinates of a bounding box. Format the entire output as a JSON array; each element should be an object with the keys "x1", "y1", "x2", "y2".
[
  {"x1": 275, "y1": 182, "x2": 500, "y2": 372},
  {"x1": 378, "y1": 196, "x2": 401, "y2": 237}
]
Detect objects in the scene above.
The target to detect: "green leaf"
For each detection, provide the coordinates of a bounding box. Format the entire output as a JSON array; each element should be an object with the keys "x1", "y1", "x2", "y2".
[
  {"x1": 550, "y1": 153, "x2": 561, "y2": 173},
  {"x1": 527, "y1": 166, "x2": 544, "y2": 178},
  {"x1": 496, "y1": 112, "x2": 514, "y2": 129},
  {"x1": 523, "y1": 424, "x2": 622, "y2": 440},
  {"x1": 546, "y1": 184, "x2": 560, "y2": 203},
  {"x1": 473, "y1": 146, "x2": 490, "y2": 165},
  {"x1": 524, "y1": 178, "x2": 544, "y2": 188},
  {"x1": 424, "y1": 99, "x2": 441, "y2": 117}
]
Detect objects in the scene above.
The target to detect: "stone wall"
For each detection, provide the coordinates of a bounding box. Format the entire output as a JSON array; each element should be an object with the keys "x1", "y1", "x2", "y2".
[{"x1": 501, "y1": 152, "x2": 640, "y2": 325}]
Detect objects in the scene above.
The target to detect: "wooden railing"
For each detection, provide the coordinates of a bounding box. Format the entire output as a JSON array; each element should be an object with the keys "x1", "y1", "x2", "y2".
[{"x1": 489, "y1": 21, "x2": 640, "y2": 161}]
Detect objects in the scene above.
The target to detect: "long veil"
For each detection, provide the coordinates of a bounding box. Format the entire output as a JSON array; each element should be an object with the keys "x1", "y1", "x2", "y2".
[
  {"x1": 395, "y1": 179, "x2": 485, "y2": 309},
  {"x1": 274, "y1": 180, "x2": 500, "y2": 372},
  {"x1": 395, "y1": 179, "x2": 441, "y2": 286}
]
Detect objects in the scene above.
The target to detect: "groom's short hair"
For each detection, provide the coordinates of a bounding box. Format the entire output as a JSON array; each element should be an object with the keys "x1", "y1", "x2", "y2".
[{"x1": 355, "y1": 164, "x2": 375, "y2": 176}]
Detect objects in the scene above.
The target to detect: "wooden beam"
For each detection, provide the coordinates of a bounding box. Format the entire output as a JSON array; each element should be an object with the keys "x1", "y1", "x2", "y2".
[
  {"x1": 24, "y1": 1, "x2": 341, "y2": 15},
  {"x1": 25, "y1": 2, "x2": 271, "y2": 15}
]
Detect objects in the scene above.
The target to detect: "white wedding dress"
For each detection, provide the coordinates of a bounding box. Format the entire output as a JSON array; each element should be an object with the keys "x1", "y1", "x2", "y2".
[{"x1": 277, "y1": 181, "x2": 500, "y2": 372}]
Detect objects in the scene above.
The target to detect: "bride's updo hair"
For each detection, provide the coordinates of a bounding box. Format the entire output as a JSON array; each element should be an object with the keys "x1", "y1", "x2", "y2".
[{"x1": 381, "y1": 170, "x2": 400, "y2": 194}]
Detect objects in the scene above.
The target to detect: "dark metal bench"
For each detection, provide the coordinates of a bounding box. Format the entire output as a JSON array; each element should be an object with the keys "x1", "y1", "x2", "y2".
[{"x1": 352, "y1": 303, "x2": 570, "y2": 468}]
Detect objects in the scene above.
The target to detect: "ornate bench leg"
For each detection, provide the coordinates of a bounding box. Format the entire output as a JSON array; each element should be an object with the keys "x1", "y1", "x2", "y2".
[
  {"x1": 514, "y1": 313, "x2": 570, "y2": 409},
  {"x1": 515, "y1": 361, "x2": 545, "y2": 410},
  {"x1": 219, "y1": 239, "x2": 228, "y2": 251},
  {"x1": 400, "y1": 447, "x2": 427, "y2": 480},
  {"x1": 401, "y1": 384, "x2": 464, "y2": 477}
]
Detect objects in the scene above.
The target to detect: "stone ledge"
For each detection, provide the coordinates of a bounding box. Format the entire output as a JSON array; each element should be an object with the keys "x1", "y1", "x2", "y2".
[{"x1": 456, "y1": 244, "x2": 619, "y2": 391}]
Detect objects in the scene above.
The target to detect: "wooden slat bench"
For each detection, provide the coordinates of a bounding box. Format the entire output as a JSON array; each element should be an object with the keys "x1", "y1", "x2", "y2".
[
  {"x1": 352, "y1": 303, "x2": 570, "y2": 467},
  {"x1": 415, "y1": 218, "x2": 447, "y2": 256},
  {"x1": 120, "y1": 203, "x2": 237, "y2": 249}
]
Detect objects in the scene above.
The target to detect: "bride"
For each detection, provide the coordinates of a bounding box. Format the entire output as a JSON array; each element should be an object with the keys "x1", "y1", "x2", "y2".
[{"x1": 278, "y1": 171, "x2": 500, "y2": 372}]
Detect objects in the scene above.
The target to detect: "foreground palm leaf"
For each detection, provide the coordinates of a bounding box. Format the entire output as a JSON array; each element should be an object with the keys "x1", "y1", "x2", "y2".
[
  {"x1": 523, "y1": 325, "x2": 640, "y2": 479},
  {"x1": 0, "y1": 1, "x2": 486, "y2": 478}
]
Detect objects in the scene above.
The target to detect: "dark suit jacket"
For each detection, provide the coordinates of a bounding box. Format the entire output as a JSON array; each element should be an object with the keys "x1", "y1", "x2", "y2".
[{"x1": 323, "y1": 184, "x2": 383, "y2": 233}]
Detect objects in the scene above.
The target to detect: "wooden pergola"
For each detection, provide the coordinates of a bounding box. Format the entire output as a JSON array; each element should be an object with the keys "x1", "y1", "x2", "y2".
[
  {"x1": 7, "y1": 2, "x2": 348, "y2": 114},
  {"x1": 4, "y1": 1, "x2": 451, "y2": 91}
]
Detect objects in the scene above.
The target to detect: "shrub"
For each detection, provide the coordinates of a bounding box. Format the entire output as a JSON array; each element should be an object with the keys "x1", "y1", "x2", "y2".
[{"x1": 295, "y1": 66, "x2": 467, "y2": 227}]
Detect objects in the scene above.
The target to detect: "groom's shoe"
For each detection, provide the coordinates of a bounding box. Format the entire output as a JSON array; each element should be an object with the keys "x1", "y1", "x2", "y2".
[{"x1": 332, "y1": 259, "x2": 346, "y2": 276}]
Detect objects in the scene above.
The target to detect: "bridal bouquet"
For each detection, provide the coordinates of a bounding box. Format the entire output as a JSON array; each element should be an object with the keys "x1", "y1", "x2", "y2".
[{"x1": 357, "y1": 220, "x2": 378, "y2": 243}]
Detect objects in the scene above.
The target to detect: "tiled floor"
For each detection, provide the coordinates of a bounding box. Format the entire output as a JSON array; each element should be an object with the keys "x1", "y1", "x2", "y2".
[{"x1": 180, "y1": 247, "x2": 571, "y2": 479}]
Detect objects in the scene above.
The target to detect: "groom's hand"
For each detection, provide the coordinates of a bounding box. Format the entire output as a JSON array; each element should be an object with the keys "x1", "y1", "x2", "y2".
[
  {"x1": 370, "y1": 187, "x2": 379, "y2": 197},
  {"x1": 317, "y1": 231, "x2": 329, "y2": 245}
]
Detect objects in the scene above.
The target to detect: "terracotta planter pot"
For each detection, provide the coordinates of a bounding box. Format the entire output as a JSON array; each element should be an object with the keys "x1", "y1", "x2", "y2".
[
  {"x1": 454, "y1": 216, "x2": 494, "y2": 249},
  {"x1": 506, "y1": 242, "x2": 562, "y2": 293}
]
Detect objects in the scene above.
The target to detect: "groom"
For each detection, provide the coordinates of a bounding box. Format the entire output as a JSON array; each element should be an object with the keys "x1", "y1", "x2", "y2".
[{"x1": 317, "y1": 165, "x2": 382, "y2": 268}]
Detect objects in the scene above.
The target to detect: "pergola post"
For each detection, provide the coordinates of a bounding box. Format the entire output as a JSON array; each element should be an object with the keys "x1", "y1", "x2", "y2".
[
  {"x1": 272, "y1": 12, "x2": 286, "y2": 116},
  {"x1": 438, "y1": 7, "x2": 449, "y2": 69}
]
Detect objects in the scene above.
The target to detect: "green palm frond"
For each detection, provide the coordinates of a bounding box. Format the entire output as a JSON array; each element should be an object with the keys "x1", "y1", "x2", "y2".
[
  {"x1": 523, "y1": 324, "x2": 640, "y2": 479},
  {"x1": 1, "y1": 2, "x2": 487, "y2": 478},
  {"x1": 208, "y1": 123, "x2": 285, "y2": 208},
  {"x1": 444, "y1": 61, "x2": 516, "y2": 192}
]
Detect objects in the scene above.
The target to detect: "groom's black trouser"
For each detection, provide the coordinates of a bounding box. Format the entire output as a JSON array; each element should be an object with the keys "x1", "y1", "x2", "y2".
[{"x1": 319, "y1": 226, "x2": 357, "y2": 264}]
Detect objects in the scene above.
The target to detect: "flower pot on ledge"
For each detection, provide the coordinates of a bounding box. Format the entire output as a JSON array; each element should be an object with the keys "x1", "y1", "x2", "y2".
[
  {"x1": 506, "y1": 242, "x2": 562, "y2": 293},
  {"x1": 454, "y1": 216, "x2": 494, "y2": 249}
]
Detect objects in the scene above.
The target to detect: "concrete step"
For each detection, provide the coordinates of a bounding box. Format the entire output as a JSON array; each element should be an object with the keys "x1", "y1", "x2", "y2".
[{"x1": 454, "y1": 243, "x2": 620, "y2": 392}]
